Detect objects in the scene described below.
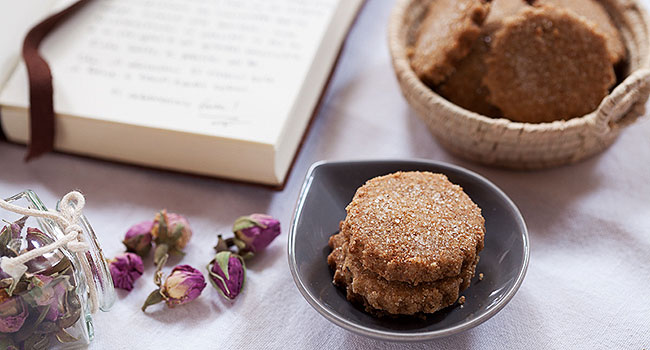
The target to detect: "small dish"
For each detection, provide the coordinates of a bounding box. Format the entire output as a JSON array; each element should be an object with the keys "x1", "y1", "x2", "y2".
[{"x1": 288, "y1": 159, "x2": 529, "y2": 341}]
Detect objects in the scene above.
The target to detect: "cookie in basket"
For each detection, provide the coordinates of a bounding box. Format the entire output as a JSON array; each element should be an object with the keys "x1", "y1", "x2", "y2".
[
  {"x1": 484, "y1": 5, "x2": 616, "y2": 123},
  {"x1": 534, "y1": 0, "x2": 626, "y2": 63},
  {"x1": 438, "y1": 0, "x2": 529, "y2": 117},
  {"x1": 410, "y1": 0, "x2": 491, "y2": 85}
]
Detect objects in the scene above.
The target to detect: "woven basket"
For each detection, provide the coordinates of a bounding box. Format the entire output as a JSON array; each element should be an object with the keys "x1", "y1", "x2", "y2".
[{"x1": 388, "y1": 0, "x2": 650, "y2": 169}]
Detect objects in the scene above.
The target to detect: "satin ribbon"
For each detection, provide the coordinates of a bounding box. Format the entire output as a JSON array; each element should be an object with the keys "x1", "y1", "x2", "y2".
[{"x1": 22, "y1": 0, "x2": 92, "y2": 160}]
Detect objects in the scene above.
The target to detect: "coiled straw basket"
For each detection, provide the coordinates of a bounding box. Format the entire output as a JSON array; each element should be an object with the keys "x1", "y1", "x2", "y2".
[{"x1": 388, "y1": 0, "x2": 650, "y2": 169}]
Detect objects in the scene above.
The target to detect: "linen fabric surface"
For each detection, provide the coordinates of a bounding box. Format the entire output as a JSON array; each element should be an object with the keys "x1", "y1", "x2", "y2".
[{"x1": 0, "y1": 0, "x2": 648, "y2": 348}]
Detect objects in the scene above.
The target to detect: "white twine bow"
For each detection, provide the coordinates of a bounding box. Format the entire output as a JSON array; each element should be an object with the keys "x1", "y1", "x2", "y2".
[{"x1": 0, "y1": 191, "x2": 99, "y2": 313}]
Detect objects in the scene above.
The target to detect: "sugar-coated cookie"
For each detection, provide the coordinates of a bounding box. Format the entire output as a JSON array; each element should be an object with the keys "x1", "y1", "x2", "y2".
[
  {"x1": 410, "y1": 0, "x2": 491, "y2": 85},
  {"x1": 438, "y1": 0, "x2": 529, "y2": 117},
  {"x1": 484, "y1": 5, "x2": 615, "y2": 122},
  {"x1": 328, "y1": 232, "x2": 478, "y2": 315},
  {"x1": 535, "y1": 0, "x2": 626, "y2": 63},
  {"x1": 341, "y1": 172, "x2": 484, "y2": 284}
]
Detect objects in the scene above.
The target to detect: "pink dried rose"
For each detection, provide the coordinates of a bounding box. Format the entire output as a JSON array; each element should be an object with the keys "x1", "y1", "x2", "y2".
[
  {"x1": 9, "y1": 217, "x2": 26, "y2": 239},
  {"x1": 123, "y1": 220, "x2": 154, "y2": 257},
  {"x1": 109, "y1": 253, "x2": 144, "y2": 292},
  {"x1": 0, "y1": 291, "x2": 28, "y2": 333},
  {"x1": 27, "y1": 274, "x2": 56, "y2": 306},
  {"x1": 45, "y1": 283, "x2": 67, "y2": 322},
  {"x1": 233, "y1": 214, "x2": 281, "y2": 254},
  {"x1": 25, "y1": 227, "x2": 48, "y2": 250},
  {"x1": 142, "y1": 265, "x2": 206, "y2": 311},
  {"x1": 27, "y1": 274, "x2": 67, "y2": 321},
  {"x1": 151, "y1": 210, "x2": 193, "y2": 265},
  {"x1": 0, "y1": 216, "x2": 26, "y2": 240},
  {"x1": 207, "y1": 252, "x2": 245, "y2": 300},
  {"x1": 162, "y1": 265, "x2": 206, "y2": 307}
]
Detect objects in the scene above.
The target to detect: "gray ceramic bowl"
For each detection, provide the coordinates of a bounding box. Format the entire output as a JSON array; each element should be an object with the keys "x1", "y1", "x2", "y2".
[{"x1": 288, "y1": 160, "x2": 529, "y2": 341}]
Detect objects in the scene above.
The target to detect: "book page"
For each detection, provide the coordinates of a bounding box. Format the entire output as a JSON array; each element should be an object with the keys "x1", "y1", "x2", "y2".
[
  {"x1": 0, "y1": 0, "x2": 56, "y2": 87},
  {"x1": 0, "y1": 0, "x2": 338, "y2": 144}
]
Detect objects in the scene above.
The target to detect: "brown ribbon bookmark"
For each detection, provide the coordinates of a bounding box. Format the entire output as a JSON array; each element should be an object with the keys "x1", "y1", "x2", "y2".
[{"x1": 22, "y1": 0, "x2": 92, "y2": 160}]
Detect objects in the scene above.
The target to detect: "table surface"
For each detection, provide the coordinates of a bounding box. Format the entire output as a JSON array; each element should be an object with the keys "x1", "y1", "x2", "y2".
[{"x1": 1, "y1": 1, "x2": 650, "y2": 349}]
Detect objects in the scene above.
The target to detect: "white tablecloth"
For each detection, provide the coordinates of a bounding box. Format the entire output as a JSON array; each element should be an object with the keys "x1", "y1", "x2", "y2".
[{"x1": 1, "y1": 0, "x2": 649, "y2": 348}]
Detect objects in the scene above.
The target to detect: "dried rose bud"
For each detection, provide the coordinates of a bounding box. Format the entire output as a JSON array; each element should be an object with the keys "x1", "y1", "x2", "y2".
[
  {"x1": 28, "y1": 274, "x2": 54, "y2": 306},
  {"x1": 0, "y1": 216, "x2": 26, "y2": 241},
  {"x1": 27, "y1": 274, "x2": 66, "y2": 321},
  {"x1": 233, "y1": 214, "x2": 281, "y2": 253},
  {"x1": 166, "y1": 213, "x2": 192, "y2": 249},
  {"x1": 161, "y1": 265, "x2": 205, "y2": 307},
  {"x1": 207, "y1": 252, "x2": 246, "y2": 300},
  {"x1": 143, "y1": 264, "x2": 206, "y2": 311},
  {"x1": 151, "y1": 210, "x2": 193, "y2": 265},
  {"x1": 9, "y1": 224, "x2": 22, "y2": 240},
  {"x1": 0, "y1": 290, "x2": 28, "y2": 333},
  {"x1": 25, "y1": 227, "x2": 49, "y2": 250},
  {"x1": 123, "y1": 220, "x2": 154, "y2": 257},
  {"x1": 109, "y1": 253, "x2": 144, "y2": 292},
  {"x1": 0, "y1": 336, "x2": 18, "y2": 350}
]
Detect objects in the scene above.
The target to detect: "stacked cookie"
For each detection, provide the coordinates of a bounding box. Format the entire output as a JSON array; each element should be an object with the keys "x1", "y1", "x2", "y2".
[
  {"x1": 327, "y1": 172, "x2": 485, "y2": 316},
  {"x1": 410, "y1": 0, "x2": 625, "y2": 123}
]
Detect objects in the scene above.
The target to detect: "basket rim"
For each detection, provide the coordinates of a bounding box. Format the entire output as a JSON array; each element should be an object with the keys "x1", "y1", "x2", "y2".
[{"x1": 387, "y1": 0, "x2": 650, "y2": 131}]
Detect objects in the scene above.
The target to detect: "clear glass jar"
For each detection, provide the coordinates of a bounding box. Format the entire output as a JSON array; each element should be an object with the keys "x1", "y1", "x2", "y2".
[{"x1": 0, "y1": 190, "x2": 115, "y2": 349}]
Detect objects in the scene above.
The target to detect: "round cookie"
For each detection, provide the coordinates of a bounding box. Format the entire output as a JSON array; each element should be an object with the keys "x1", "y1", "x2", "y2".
[
  {"x1": 438, "y1": 35, "x2": 502, "y2": 117},
  {"x1": 535, "y1": 0, "x2": 626, "y2": 63},
  {"x1": 343, "y1": 171, "x2": 485, "y2": 284},
  {"x1": 410, "y1": 0, "x2": 491, "y2": 85},
  {"x1": 483, "y1": 5, "x2": 616, "y2": 123},
  {"x1": 328, "y1": 231, "x2": 479, "y2": 315},
  {"x1": 438, "y1": 0, "x2": 529, "y2": 117}
]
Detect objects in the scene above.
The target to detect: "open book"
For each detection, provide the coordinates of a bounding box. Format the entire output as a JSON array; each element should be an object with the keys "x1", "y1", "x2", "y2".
[{"x1": 0, "y1": 0, "x2": 363, "y2": 185}]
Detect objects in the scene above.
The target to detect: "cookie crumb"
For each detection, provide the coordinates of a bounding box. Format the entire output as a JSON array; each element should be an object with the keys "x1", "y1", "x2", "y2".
[
  {"x1": 479, "y1": 273, "x2": 484, "y2": 281},
  {"x1": 458, "y1": 296, "x2": 466, "y2": 305}
]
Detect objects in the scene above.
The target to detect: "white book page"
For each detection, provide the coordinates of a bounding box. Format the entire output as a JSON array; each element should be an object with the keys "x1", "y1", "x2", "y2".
[
  {"x1": 0, "y1": 0, "x2": 338, "y2": 144},
  {"x1": 0, "y1": 0, "x2": 56, "y2": 87}
]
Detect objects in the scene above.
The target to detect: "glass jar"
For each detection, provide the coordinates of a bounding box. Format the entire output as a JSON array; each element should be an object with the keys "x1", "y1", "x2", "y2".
[{"x1": 0, "y1": 190, "x2": 115, "y2": 349}]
